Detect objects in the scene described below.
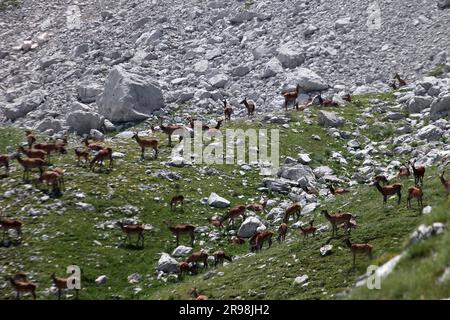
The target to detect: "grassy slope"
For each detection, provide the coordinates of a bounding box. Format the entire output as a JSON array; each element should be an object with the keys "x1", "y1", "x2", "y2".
[{"x1": 0, "y1": 93, "x2": 448, "y2": 300}]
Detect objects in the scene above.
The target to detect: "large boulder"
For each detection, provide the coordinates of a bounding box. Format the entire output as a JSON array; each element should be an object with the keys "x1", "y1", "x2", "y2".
[
  {"x1": 171, "y1": 245, "x2": 193, "y2": 257},
  {"x1": 261, "y1": 57, "x2": 283, "y2": 78},
  {"x1": 406, "y1": 96, "x2": 433, "y2": 113},
  {"x1": 66, "y1": 110, "x2": 104, "y2": 134},
  {"x1": 97, "y1": 66, "x2": 164, "y2": 123},
  {"x1": 437, "y1": 0, "x2": 450, "y2": 9},
  {"x1": 78, "y1": 83, "x2": 103, "y2": 104},
  {"x1": 417, "y1": 124, "x2": 444, "y2": 141},
  {"x1": 157, "y1": 253, "x2": 178, "y2": 274},
  {"x1": 237, "y1": 216, "x2": 265, "y2": 238},
  {"x1": 2, "y1": 90, "x2": 46, "y2": 121},
  {"x1": 317, "y1": 111, "x2": 345, "y2": 127},
  {"x1": 278, "y1": 163, "x2": 315, "y2": 183},
  {"x1": 430, "y1": 95, "x2": 450, "y2": 120},
  {"x1": 35, "y1": 117, "x2": 63, "y2": 133},
  {"x1": 284, "y1": 68, "x2": 328, "y2": 92},
  {"x1": 207, "y1": 193, "x2": 230, "y2": 208},
  {"x1": 277, "y1": 44, "x2": 305, "y2": 69}
]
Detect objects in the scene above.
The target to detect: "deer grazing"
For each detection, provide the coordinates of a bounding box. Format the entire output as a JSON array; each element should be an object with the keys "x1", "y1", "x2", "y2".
[
  {"x1": 213, "y1": 250, "x2": 232, "y2": 266},
  {"x1": 170, "y1": 195, "x2": 184, "y2": 211},
  {"x1": 407, "y1": 186, "x2": 424, "y2": 211},
  {"x1": 250, "y1": 230, "x2": 274, "y2": 252},
  {"x1": 39, "y1": 170, "x2": 61, "y2": 192},
  {"x1": 0, "y1": 154, "x2": 10, "y2": 176},
  {"x1": 240, "y1": 97, "x2": 255, "y2": 117},
  {"x1": 318, "y1": 94, "x2": 339, "y2": 107},
  {"x1": 398, "y1": 164, "x2": 410, "y2": 179},
  {"x1": 246, "y1": 197, "x2": 268, "y2": 213},
  {"x1": 277, "y1": 223, "x2": 288, "y2": 243},
  {"x1": 410, "y1": 160, "x2": 425, "y2": 186},
  {"x1": 50, "y1": 272, "x2": 79, "y2": 300},
  {"x1": 373, "y1": 180, "x2": 402, "y2": 206},
  {"x1": 18, "y1": 146, "x2": 46, "y2": 160},
  {"x1": 230, "y1": 235, "x2": 245, "y2": 245},
  {"x1": 283, "y1": 203, "x2": 302, "y2": 223},
  {"x1": 33, "y1": 142, "x2": 58, "y2": 160},
  {"x1": 74, "y1": 147, "x2": 90, "y2": 165},
  {"x1": 9, "y1": 272, "x2": 37, "y2": 300},
  {"x1": 132, "y1": 132, "x2": 158, "y2": 160},
  {"x1": 344, "y1": 238, "x2": 373, "y2": 269},
  {"x1": 321, "y1": 210, "x2": 354, "y2": 236},
  {"x1": 90, "y1": 147, "x2": 113, "y2": 172},
  {"x1": 116, "y1": 221, "x2": 145, "y2": 247},
  {"x1": 328, "y1": 184, "x2": 350, "y2": 195},
  {"x1": 207, "y1": 216, "x2": 224, "y2": 228},
  {"x1": 187, "y1": 250, "x2": 209, "y2": 270},
  {"x1": 282, "y1": 84, "x2": 300, "y2": 110},
  {"x1": 394, "y1": 73, "x2": 407, "y2": 87},
  {"x1": 13, "y1": 153, "x2": 46, "y2": 181},
  {"x1": 166, "y1": 222, "x2": 196, "y2": 246},
  {"x1": 189, "y1": 288, "x2": 208, "y2": 300},
  {"x1": 299, "y1": 220, "x2": 317, "y2": 242},
  {"x1": 178, "y1": 262, "x2": 198, "y2": 278},
  {"x1": 82, "y1": 137, "x2": 104, "y2": 151},
  {"x1": 339, "y1": 219, "x2": 357, "y2": 235},
  {"x1": 223, "y1": 99, "x2": 233, "y2": 121},
  {"x1": 1, "y1": 212, "x2": 23, "y2": 241},
  {"x1": 25, "y1": 130, "x2": 36, "y2": 148},
  {"x1": 440, "y1": 171, "x2": 450, "y2": 195},
  {"x1": 223, "y1": 205, "x2": 247, "y2": 225}
]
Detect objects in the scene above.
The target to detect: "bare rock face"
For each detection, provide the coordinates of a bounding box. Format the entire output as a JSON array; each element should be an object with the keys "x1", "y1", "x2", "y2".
[
  {"x1": 437, "y1": 0, "x2": 450, "y2": 9},
  {"x1": 97, "y1": 66, "x2": 164, "y2": 123},
  {"x1": 2, "y1": 90, "x2": 46, "y2": 121},
  {"x1": 66, "y1": 110, "x2": 104, "y2": 134}
]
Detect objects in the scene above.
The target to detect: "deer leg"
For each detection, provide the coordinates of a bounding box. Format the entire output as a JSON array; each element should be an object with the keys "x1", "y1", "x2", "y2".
[
  {"x1": 353, "y1": 253, "x2": 356, "y2": 268},
  {"x1": 58, "y1": 288, "x2": 62, "y2": 300},
  {"x1": 16, "y1": 290, "x2": 20, "y2": 300},
  {"x1": 141, "y1": 147, "x2": 145, "y2": 160}
]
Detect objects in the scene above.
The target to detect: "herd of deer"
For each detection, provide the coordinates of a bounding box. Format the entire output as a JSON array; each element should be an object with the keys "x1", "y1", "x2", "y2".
[{"x1": 3, "y1": 73, "x2": 450, "y2": 300}]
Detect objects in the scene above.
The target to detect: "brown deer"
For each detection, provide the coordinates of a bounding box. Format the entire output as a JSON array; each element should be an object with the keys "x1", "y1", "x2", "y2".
[
  {"x1": 318, "y1": 94, "x2": 339, "y2": 107},
  {"x1": 246, "y1": 197, "x2": 268, "y2": 213},
  {"x1": 250, "y1": 230, "x2": 274, "y2": 252},
  {"x1": 155, "y1": 123, "x2": 183, "y2": 146},
  {"x1": 328, "y1": 184, "x2": 350, "y2": 195},
  {"x1": 166, "y1": 222, "x2": 196, "y2": 246},
  {"x1": 132, "y1": 132, "x2": 158, "y2": 160},
  {"x1": 1, "y1": 212, "x2": 22, "y2": 240},
  {"x1": 230, "y1": 236, "x2": 245, "y2": 245},
  {"x1": 410, "y1": 160, "x2": 425, "y2": 186},
  {"x1": 321, "y1": 210, "x2": 354, "y2": 236},
  {"x1": 170, "y1": 195, "x2": 184, "y2": 211},
  {"x1": 283, "y1": 203, "x2": 302, "y2": 223},
  {"x1": 240, "y1": 97, "x2": 255, "y2": 117},
  {"x1": 398, "y1": 164, "x2": 410, "y2": 179},
  {"x1": 9, "y1": 273, "x2": 37, "y2": 300},
  {"x1": 33, "y1": 142, "x2": 58, "y2": 160},
  {"x1": 39, "y1": 170, "x2": 61, "y2": 192},
  {"x1": 90, "y1": 147, "x2": 113, "y2": 171},
  {"x1": 18, "y1": 146, "x2": 46, "y2": 160},
  {"x1": 282, "y1": 84, "x2": 300, "y2": 110},
  {"x1": 342, "y1": 93, "x2": 352, "y2": 103},
  {"x1": 212, "y1": 250, "x2": 232, "y2": 266},
  {"x1": 339, "y1": 219, "x2": 357, "y2": 235},
  {"x1": 299, "y1": 220, "x2": 316, "y2": 242},
  {"x1": 50, "y1": 272, "x2": 79, "y2": 300},
  {"x1": 344, "y1": 238, "x2": 373, "y2": 269},
  {"x1": 440, "y1": 171, "x2": 450, "y2": 195},
  {"x1": 13, "y1": 153, "x2": 46, "y2": 180},
  {"x1": 373, "y1": 180, "x2": 402, "y2": 206},
  {"x1": 116, "y1": 221, "x2": 145, "y2": 247},
  {"x1": 223, "y1": 99, "x2": 233, "y2": 121},
  {"x1": 82, "y1": 137, "x2": 104, "y2": 151},
  {"x1": 390, "y1": 81, "x2": 398, "y2": 90},
  {"x1": 223, "y1": 205, "x2": 247, "y2": 225},
  {"x1": 277, "y1": 223, "x2": 288, "y2": 242},
  {"x1": 394, "y1": 73, "x2": 407, "y2": 87},
  {"x1": 407, "y1": 186, "x2": 423, "y2": 211},
  {"x1": 25, "y1": 130, "x2": 36, "y2": 148},
  {"x1": 0, "y1": 154, "x2": 10, "y2": 176},
  {"x1": 178, "y1": 262, "x2": 198, "y2": 278},
  {"x1": 74, "y1": 147, "x2": 90, "y2": 165},
  {"x1": 208, "y1": 216, "x2": 224, "y2": 228},
  {"x1": 187, "y1": 250, "x2": 209, "y2": 270},
  {"x1": 374, "y1": 175, "x2": 389, "y2": 186},
  {"x1": 189, "y1": 288, "x2": 208, "y2": 300}
]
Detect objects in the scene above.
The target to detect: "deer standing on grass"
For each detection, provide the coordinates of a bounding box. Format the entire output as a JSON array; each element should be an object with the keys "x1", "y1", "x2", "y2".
[
  {"x1": 321, "y1": 210, "x2": 354, "y2": 236},
  {"x1": 166, "y1": 222, "x2": 196, "y2": 246},
  {"x1": 246, "y1": 197, "x2": 268, "y2": 213},
  {"x1": 299, "y1": 220, "x2": 317, "y2": 242},
  {"x1": 410, "y1": 160, "x2": 425, "y2": 186},
  {"x1": 189, "y1": 288, "x2": 208, "y2": 300},
  {"x1": 223, "y1": 99, "x2": 233, "y2": 121},
  {"x1": 398, "y1": 164, "x2": 410, "y2": 179},
  {"x1": 223, "y1": 205, "x2": 247, "y2": 225},
  {"x1": 374, "y1": 175, "x2": 389, "y2": 186},
  {"x1": 170, "y1": 195, "x2": 184, "y2": 211},
  {"x1": 8, "y1": 273, "x2": 37, "y2": 300},
  {"x1": 33, "y1": 142, "x2": 58, "y2": 160},
  {"x1": 187, "y1": 250, "x2": 209, "y2": 270},
  {"x1": 1, "y1": 212, "x2": 22, "y2": 241},
  {"x1": 132, "y1": 132, "x2": 158, "y2": 160},
  {"x1": 282, "y1": 84, "x2": 300, "y2": 110},
  {"x1": 277, "y1": 223, "x2": 288, "y2": 243},
  {"x1": 13, "y1": 153, "x2": 46, "y2": 181},
  {"x1": 213, "y1": 250, "x2": 232, "y2": 266},
  {"x1": 50, "y1": 272, "x2": 79, "y2": 300},
  {"x1": 339, "y1": 219, "x2": 357, "y2": 235},
  {"x1": 0, "y1": 154, "x2": 10, "y2": 176},
  {"x1": 90, "y1": 147, "x2": 113, "y2": 172},
  {"x1": 25, "y1": 130, "x2": 36, "y2": 148},
  {"x1": 250, "y1": 230, "x2": 274, "y2": 252},
  {"x1": 116, "y1": 221, "x2": 145, "y2": 247},
  {"x1": 407, "y1": 186, "x2": 423, "y2": 211},
  {"x1": 440, "y1": 171, "x2": 450, "y2": 195},
  {"x1": 82, "y1": 137, "x2": 104, "y2": 151},
  {"x1": 18, "y1": 146, "x2": 46, "y2": 160},
  {"x1": 373, "y1": 180, "x2": 402, "y2": 207},
  {"x1": 153, "y1": 122, "x2": 183, "y2": 146},
  {"x1": 344, "y1": 238, "x2": 373, "y2": 269},
  {"x1": 74, "y1": 148, "x2": 90, "y2": 166},
  {"x1": 39, "y1": 170, "x2": 61, "y2": 192},
  {"x1": 240, "y1": 97, "x2": 255, "y2": 117},
  {"x1": 178, "y1": 262, "x2": 198, "y2": 278},
  {"x1": 283, "y1": 203, "x2": 302, "y2": 223}
]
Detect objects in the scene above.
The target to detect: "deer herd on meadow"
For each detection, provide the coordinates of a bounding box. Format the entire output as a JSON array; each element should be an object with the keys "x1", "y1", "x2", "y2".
[{"x1": 1, "y1": 74, "x2": 449, "y2": 300}]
